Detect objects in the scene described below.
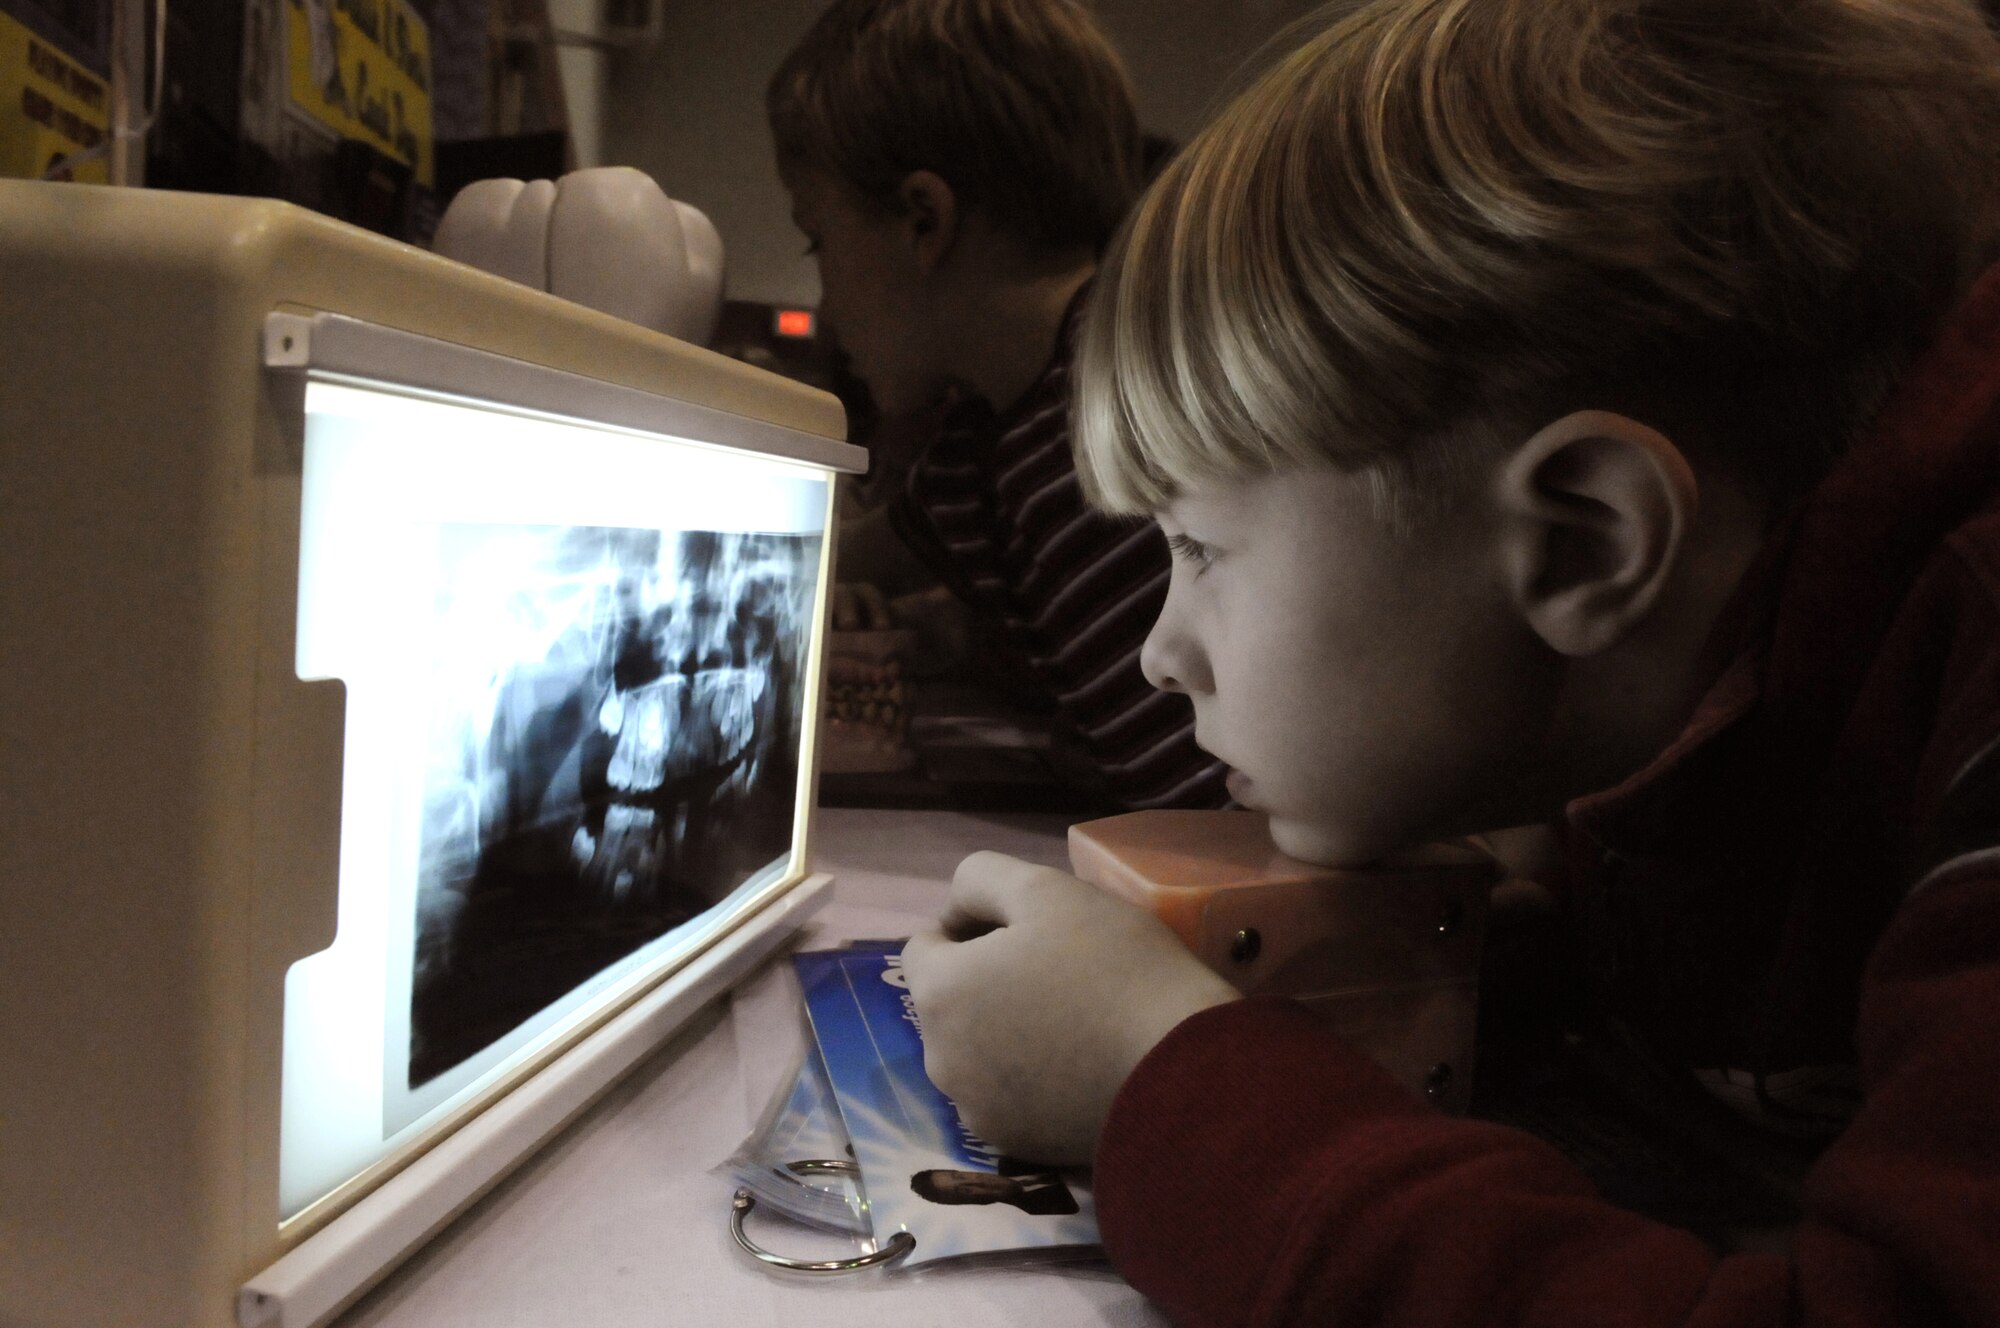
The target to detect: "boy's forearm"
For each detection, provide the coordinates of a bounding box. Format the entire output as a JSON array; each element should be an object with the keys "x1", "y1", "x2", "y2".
[
  {"x1": 1096, "y1": 893, "x2": 2000, "y2": 1328},
  {"x1": 1095, "y1": 998, "x2": 1723, "y2": 1328}
]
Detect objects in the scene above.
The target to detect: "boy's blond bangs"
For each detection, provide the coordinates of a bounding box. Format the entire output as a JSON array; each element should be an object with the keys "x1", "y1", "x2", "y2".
[
  {"x1": 1076, "y1": 0, "x2": 2000, "y2": 518},
  {"x1": 1075, "y1": 46, "x2": 1390, "y2": 517}
]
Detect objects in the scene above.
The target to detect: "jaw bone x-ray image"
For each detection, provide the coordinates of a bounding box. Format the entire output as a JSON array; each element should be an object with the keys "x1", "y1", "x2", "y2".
[{"x1": 409, "y1": 525, "x2": 821, "y2": 1087}]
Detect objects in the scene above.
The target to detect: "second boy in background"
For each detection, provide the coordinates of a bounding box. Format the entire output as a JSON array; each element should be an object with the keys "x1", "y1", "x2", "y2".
[{"x1": 767, "y1": 0, "x2": 1227, "y2": 810}]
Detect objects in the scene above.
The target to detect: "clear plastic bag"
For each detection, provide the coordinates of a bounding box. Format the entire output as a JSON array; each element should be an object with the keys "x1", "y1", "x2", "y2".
[{"x1": 719, "y1": 1040, "x2": 868, "y2": 1235}]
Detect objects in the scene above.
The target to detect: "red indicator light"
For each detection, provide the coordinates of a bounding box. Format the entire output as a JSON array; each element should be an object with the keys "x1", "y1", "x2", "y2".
[{"x1": 775, "y1": 308, "x2": 816, "y2": 338}]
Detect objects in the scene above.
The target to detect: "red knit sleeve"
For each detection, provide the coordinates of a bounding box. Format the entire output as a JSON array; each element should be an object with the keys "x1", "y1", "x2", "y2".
[{"x1": 1094, "y1": 873, "x2": 2000, "y2": 1327}]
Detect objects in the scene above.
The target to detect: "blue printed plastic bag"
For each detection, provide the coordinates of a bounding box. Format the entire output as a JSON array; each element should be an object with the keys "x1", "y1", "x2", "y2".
[{"x1": 793, "y1": 945, "x2": 1099, "y2": 1265}]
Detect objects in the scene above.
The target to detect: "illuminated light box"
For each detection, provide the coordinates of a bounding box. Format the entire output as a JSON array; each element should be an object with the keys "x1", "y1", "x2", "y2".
[{"x1": 0, "y1": 182, "x2": 862, "y2": 1328}]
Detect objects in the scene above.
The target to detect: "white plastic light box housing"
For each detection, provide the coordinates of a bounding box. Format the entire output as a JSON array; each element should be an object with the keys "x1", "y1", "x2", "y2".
[{"x1": 0, "y1": 181, "x2": 861, "y2": 1328}]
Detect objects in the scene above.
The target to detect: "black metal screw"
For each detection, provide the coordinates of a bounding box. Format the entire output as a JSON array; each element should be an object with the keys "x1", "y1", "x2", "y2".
[{"x1": 1230, "y1": 928, "x2": 1262, "y2": 964}]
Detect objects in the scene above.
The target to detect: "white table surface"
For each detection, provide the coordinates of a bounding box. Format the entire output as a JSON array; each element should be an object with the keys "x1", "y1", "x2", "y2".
[{"x1": 335, "y1": 807, "x2": 1169, "y2": 1328}]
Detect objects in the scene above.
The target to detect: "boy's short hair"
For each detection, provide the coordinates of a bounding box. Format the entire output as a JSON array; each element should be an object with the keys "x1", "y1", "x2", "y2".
[
  {"x1": 1074, "y1": 0, "x2": 2000, "y2": 524},
  {"x1": 767, "y1": 0, "x2": 1145, "y2": 254}
]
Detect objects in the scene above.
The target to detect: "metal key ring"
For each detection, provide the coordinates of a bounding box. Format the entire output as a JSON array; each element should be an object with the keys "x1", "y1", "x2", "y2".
[{"x1": 730, "y1": 1159, "x2": 915, "y2": 1273}]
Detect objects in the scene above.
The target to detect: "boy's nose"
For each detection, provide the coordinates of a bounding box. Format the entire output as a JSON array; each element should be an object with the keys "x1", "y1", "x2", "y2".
[{"x1": 1139, "y1": 603, "x2": 1209, "y2": 696}]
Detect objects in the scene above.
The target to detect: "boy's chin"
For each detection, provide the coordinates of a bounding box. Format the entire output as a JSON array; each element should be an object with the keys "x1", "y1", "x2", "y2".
[{"x1": 1264, "y1": 815, "x2": 1397, "y2": 870}]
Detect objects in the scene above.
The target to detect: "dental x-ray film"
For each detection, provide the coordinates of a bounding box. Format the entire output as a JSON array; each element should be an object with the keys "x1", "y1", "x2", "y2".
[{"x1": 409, "y1": 525, "x2": 820, "y2": 1086}]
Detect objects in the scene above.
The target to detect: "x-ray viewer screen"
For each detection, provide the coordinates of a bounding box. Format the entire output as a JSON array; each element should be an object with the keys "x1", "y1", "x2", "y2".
[{"x1": 279, "y1": 378, "x2": 832, "y2": 1222}]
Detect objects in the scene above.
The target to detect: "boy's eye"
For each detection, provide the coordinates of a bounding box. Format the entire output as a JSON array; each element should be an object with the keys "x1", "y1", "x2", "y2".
[{"x1": 1165, "y1": 533, "x2": 1218, "y2": 570}]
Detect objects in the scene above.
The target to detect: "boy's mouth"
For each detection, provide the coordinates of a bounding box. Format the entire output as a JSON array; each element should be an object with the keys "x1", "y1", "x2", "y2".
[{"x1": 1224, "y1": 767, "x2": 1255, "y2": 805}]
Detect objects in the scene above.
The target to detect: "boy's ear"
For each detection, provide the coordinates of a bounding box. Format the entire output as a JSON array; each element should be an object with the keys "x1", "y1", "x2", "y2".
[
  {"x1": 895, "y1": 170, "x2": 959, "y2": 276},
  {"x1": 1493, "y1": 410, "x2": 1698, "y2": 657}
]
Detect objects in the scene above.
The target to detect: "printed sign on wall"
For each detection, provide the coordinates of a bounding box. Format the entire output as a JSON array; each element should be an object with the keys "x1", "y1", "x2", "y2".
[
  {"x1": 0, "y1": 3, "x2": 109, "y2": 182},
  {"x1": 284, "y1": 0, "x2": 433, "y2": 186}
]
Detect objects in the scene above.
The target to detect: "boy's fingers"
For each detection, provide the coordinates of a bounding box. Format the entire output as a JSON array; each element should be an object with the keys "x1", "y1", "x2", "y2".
[
  {"x1": 900, "y1": 926, "x2": 984, "y2": 1001},
  {"x1": 899, "y1": 927, "x2": 945, "y2": 978},
  {"x1": 942, "y1": 851, "x2": 1057, "y2": 933},
  {"x1": 856, "y1": 582, "x2": 892, "y2": 628},
  {"x1": 830, "y1": 583, "x2": 860, "y2": 630},
  {"x1": 938, "y1": 910, "x2": 1002, "y2": 942}
]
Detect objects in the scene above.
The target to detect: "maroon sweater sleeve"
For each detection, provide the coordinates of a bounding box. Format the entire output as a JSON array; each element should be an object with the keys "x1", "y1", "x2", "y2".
[{"x1": 1095, "y1": 881, "x2": 2000, "y2": 1326}]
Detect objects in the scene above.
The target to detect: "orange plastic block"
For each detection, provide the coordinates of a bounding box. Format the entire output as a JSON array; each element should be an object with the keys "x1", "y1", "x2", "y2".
[{"x1": 1069, "y1": 810, "x2": 1500, "y2": 1109}]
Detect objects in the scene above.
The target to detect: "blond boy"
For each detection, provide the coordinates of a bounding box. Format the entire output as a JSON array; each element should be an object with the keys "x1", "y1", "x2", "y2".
[{"x1": 901, "y1": 0, "x2": 2000, "y2": 1321}]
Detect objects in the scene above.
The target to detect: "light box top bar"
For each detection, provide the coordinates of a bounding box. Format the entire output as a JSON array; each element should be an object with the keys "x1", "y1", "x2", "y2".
[{"x1": 264, "y1": 311, "x2": 869, "y2": 477}]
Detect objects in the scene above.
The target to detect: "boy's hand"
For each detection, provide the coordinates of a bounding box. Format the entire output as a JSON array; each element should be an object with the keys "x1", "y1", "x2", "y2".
[{"x1": 900, "y1": 851, "x2": 1240, "y2": 1165}]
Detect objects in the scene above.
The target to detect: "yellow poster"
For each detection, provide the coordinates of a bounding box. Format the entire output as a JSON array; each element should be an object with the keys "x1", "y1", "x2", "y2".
[
  {"x1": 285, "y1": 0, "x2": 433, "y2": 186},
  {"x1": 0, "y1": 9, "x2": 109, "y2": 184}
]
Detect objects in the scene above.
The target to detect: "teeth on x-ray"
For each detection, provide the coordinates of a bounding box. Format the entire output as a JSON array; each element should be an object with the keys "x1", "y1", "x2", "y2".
[
  {"x1": 408, "y1": 526, "x2": 823, "y2": 1089},
  {"x1": 606, "y1": 683, "x2": 673, "y2": 791}
]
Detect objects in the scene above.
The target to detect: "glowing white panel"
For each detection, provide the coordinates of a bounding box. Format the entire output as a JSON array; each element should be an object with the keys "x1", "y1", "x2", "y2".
[{"x1": 280, "y1": 377, "x2": 832, "y2": 1221}]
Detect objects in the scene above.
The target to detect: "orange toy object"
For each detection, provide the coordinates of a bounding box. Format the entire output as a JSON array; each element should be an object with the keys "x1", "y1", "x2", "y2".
[{"x1": 1069, "y1": 810, "x2": 1500, "y2": 1111}]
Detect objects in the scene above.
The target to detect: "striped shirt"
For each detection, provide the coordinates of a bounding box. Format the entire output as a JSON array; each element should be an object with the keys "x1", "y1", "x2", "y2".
[{"x1": 889, "y1": 291, "x2": 1227, "y2": 810}]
